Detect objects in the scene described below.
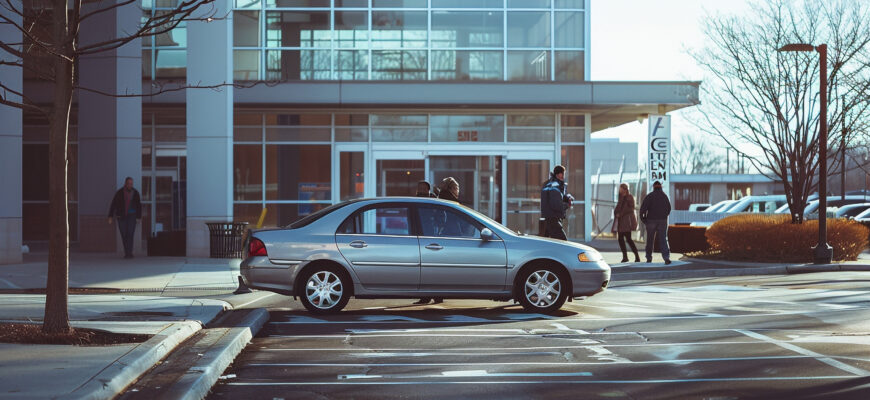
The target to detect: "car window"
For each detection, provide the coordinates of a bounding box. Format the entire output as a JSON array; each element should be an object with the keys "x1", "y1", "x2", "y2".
[
  {"x1": 339, "y1": 207, "x2": 411, "y2": 236},
  {"x1": 288, "y1": 200, "x2": 355, "y2": 229},
  {"x1": 844, "y1": 206, "x2": 870, "y2": 217},
  {"x1": 418, "y1": 207, "x2": 480, "y2": 239}
]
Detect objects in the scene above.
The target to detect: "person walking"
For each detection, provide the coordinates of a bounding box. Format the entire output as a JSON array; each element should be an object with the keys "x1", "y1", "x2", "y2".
[
  {"x1": 413, "y1": 177, "x2": 457, "y2": 305},
  {"x1": 639, "y1": 180, "x2": 672, "y2": 264},
  {"x1": 540, "y1": 165, "x2": 574, "y2": 240},
  {"x1": 612, "y1": 183, "x2": 640, "y2": 263},
  {"x1": 107, "y1": 177, "x2": 142, "y2": 259},
  {"x1": 415, "y1": 180, "x2": 436, "y2": 198}
]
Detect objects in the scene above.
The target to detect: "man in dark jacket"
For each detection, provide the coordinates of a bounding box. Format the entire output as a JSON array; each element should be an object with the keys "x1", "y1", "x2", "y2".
[
  {"x1": 108, "y1": 177, "x2": 142, "y2": 259},
  {"x1": 540, "y1": 165, "x2": 574, "y2": 240},
  {"x1": 639, "y1": 181, "x2": 672, "y2": 264}
]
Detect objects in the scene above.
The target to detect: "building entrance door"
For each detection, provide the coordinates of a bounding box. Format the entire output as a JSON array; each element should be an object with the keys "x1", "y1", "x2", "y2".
[
  {"x1": 429, "y1": 155, "x2": 502, "y2": 223},
  {"x1": 505, "y1": 153, "x2": 552, "y2": 236}
]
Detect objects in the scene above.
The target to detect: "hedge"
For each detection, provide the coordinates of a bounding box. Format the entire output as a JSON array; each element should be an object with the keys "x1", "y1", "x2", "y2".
[
  {"x1": 666, "y1": 225, "x2": 710, "y2": 254},
  {"x1": 705, "y1": 214, "x2": 870, "y2": 262}
]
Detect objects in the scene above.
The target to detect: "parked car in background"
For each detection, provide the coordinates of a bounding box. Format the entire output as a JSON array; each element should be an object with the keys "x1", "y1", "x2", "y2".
[
  {"x1": 241, "y1": 197, "x2": 611, "y2": 314},
  {"x1": 836, "y1": 203, "x2": 870, "y2": 219},
  {"x1": 803, "y1": 195, "x2": 870, "y2": 216},
  {"x1": 723, "y1": 195, "x2": 787, "y2": 213},
  {"x1": 688, "y1": 203, "x2": 711, "y2": 212},
  {"x1": 854, "y1": 207, "x2": 870, "y2": 222},
  {"x1": 704, "y1": 199, "x2": 737, "y2": 213}
]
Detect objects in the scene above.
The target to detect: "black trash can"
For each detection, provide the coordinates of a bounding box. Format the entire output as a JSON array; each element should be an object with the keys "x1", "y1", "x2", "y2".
[{"x1": 205, "y1": 222, "x2": 249, "y2": 258}]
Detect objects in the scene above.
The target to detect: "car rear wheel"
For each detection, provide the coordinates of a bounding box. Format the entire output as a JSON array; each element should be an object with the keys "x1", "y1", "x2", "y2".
[
  {"x1": 516, "y1": 266, "x2": 568, "y2": 314},
  {"x1": 299, "y1": 266, "x2": 350, "y2": 314}
]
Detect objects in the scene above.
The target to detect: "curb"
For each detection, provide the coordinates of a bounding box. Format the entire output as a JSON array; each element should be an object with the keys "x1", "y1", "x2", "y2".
[
  {"x1": 612, "y1": 265, "x2": 788, "y2": 281},
  {"x1": 63, "y1": 321, "x2": 201, "y2": 400},
  {"x1": 164, "y1": 308, "x2": 270, "y2": 400}
]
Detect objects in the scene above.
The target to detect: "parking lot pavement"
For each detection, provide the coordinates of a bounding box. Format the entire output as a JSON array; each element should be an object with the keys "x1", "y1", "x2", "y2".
[{"x1": 207, "y1": 272, "x2": 870, "y2": 399}]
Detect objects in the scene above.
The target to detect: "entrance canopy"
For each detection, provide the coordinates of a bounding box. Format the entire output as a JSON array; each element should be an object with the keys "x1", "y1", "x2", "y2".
[{"x1": 225, "y1": 81, "x2": 700, "y2": 132}]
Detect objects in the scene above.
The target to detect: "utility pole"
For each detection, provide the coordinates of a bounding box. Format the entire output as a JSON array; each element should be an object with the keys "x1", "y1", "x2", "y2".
[{"x1": 842, "y1": 125, "x2": 846, "y2": 200}]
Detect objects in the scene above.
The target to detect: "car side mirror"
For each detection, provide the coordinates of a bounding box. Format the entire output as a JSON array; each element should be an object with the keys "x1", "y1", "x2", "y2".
[{"x1": 480, "y1": 228, "x2": 494, "y2": 241}]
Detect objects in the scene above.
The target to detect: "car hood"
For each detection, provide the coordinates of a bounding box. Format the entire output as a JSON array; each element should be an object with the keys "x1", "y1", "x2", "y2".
[{"x1": 512, "y1": 233, "x2": 600, "y2": 253}]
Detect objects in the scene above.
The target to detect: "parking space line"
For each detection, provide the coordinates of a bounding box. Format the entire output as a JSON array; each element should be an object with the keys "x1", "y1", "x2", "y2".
[
  {"x1": 226, "y1": 376, "x2": 854, "y2": 386},
  {"x1": 735, "y1": 329, "x2": 870, "y2": 376}
]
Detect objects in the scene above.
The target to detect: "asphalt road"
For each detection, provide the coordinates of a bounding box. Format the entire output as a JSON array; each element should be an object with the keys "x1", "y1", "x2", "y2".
[{"x1": 208, "y1": 272, "x2": 870, "y2": 399}]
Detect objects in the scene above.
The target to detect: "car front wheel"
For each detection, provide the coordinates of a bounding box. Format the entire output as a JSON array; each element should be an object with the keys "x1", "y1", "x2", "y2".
[
  {"x1": 299, "y1": 266, "x2": 350, "y2": 314},
  {"x1": 516, "y1": 266, "x2": 568, "y2": 314}
]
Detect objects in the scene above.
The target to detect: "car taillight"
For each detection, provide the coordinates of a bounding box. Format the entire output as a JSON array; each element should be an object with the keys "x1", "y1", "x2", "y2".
[{"x1": 249, "y1": 238, "x2": 267, "y2": 257}]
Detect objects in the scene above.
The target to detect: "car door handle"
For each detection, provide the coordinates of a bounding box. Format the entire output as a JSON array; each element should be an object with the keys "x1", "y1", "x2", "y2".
[
  {"x1": 425, "y1": 243, "x2": 443, "y2": 250},
  {"x1": 349, "y1": 240, "x2": 368, "y2": 248}
]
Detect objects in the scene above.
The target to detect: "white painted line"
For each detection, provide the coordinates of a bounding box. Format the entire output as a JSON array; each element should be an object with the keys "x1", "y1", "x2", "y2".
[
  {"x1": 227, "y1": 376, "x2": 854, "y2": 386},
  {"x1": 349, "y1": 351, "x2": 566, "y2": 358},
  {"x1": 261, "y1": 341, "x2": 763, "y2": 351},
  {"x1": 233, "y1": 292, "x2": 277, "y2": 309},
  {"x1": 735, "y1": 329, "x2": 870, "y2": 376},
  {"x1": 337, "y1": 371, "x2": 594, "y2": 380}
]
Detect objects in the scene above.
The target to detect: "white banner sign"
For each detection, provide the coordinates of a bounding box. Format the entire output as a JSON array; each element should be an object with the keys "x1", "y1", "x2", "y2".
[{"x1": 647, "y1": 115, "x2": 671, "y2": 198}]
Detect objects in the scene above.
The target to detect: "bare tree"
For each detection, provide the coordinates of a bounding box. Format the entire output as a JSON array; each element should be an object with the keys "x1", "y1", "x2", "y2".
[
  {"x1": 671, "y1": 134, "x2": 727, "y2": 175},
  {"x1": 690, "y1": 0, "x2": 870, "y2": 223},
  {"x1": 0, "y1": 0, "x2": 218, "y2": 334}
]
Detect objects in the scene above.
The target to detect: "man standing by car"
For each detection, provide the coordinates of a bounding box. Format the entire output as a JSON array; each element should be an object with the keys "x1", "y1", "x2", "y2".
[
  {"x1": 639, "y1": 180, "x2": 672, "y2": 264},
  {"x1": 108, "y1": 177, "x2": 142, "y2": 259},
  {"x1": 540, "y1": 165, "x2": 574, "y2": 240}
]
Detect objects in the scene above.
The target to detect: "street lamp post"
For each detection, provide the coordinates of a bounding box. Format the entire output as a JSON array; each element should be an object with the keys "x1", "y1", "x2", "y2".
[{"x1": 778, "y1": 43, "x2": 833, "y2": 264}]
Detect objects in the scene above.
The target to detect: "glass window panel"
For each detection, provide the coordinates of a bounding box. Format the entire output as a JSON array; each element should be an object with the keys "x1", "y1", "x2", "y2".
[
  {"x1": 335, "y1": 11, "x2": 369, "y2": 49},
  {"x1": 265, "y1": 145, "x2": 331, "y2": 200},
  {"x1": 419, "y1": 207, "x2": 480, "y2": 238},
  {"x1": 265, "y1": 203, "x2": 330, "y2": 227},
  {"x1": 561, "y1": 114, "x2": 585, "y2": 127},
  {"x1": 561, "y1": 145, "x2": 585, "y2": 240},
  {"x1": 372, "y1": 128, "x2": 427, "y2": 141},
  {"x1": 233, "y1": 144, "x2": 263, "y2": 201},
  {"x1": 142, "y1": 146, "x2": 152, "y2": 169},
  {"x1": 554, "y1": 11, "x2": 583, "y2": 48},
  {"x1": 507, "y1": 50, "x2": 549, "y2": 81},
  {"x1": 561, "y1": 114, "x2": 585, "y2": 142},
  {"x1": 431, "y1": 11, "x2": 503, "y2": 48},
  {"x1": 433, "y1": 0, "x2": 504, "y2": 8},
  {"x1": 234, "y1": 0, "x2": 261, "y2": 8},
  {"x1": 376, "y1": 160, "x2": 425, "y2": 196},
  {"x1": 555, "y1": 0, "x2": 583, "y2": 9},
  {"x1": 234, "y1": 127, "x2": 262, "y2": 141},
  {"x1": 507, "y1": 12, "x2": 549, "y2": 48},
  {"x1": 340, "y1": 152, "x2": 366, "y2": 201},
  {"x1": 142, "y1": 49, "x2": 152, "y2": 80},
  {"x1": 431, "y1": 50, "x2": 502, "y2": 81},
  {"x1": 153, "y1": 14, "x2": 186, "y2": 47},
  {"x1": 155, "y1": 127, "x2": 185, "y2": 142},
  {"x1": 430, "y1": 115, "x2": 504, "y2": 142},
  {"x1": 507, "y1": 128, "x2": 554, "y2": 142},
  {"x1": 234, "y1": 11, "x2": 260, "y2": 47},
  {"x1": 371, "y1": 50, "x2": 426, "y2": 80},
  {"x1": 335, "y1": 50, "x2": 368, "y2": 79},
  {"x1": 234, "y1": 50, "x2": 260, "y2": 80},
  {"x1": 265, "y1": 11, "x2": 330, "y2": 48},
  {"x1": 154, "y1": 0, "x2": 179, "y2": 7},
  {"x1": 267, "y1": 0, "x2": 329, "y2": 7},
  {"x1": 265, "y1": 113, "x2": 331, "y2": 125},
  {"x1": 233, "y1": 204, "x2": 263, "y2": 229},
  {"x1": 336, "y1": 0, "x2": 367, "y2": 6},
  {"x1": 335, "y1": 128, "x2": 369, "y2": 142},
  {"x1": 335, "y1": 113, "x2": 369, "y2": 126},
  {"x1": 508, "y1": 0, "x2": 550, "y2": 7},
  {"x1": 372, "y1": 11, "x2": 427, "y2": 48},
  {"x1": 555, "y1": 51, "x2": 584, "y2": 81},
  {"x1": 508, "y1": 114, "x2": 554, "y2": 126},
  {"x1": 372, "y1": 114, "x2": 428, "y2": 126},
  {"x1": 266, "y1": 127, "x2": 331, "y2": 141},
  {"x1": 506, "y1": 159, "x2": 548, "y2": 235},
  {"x1": 563, "y1": 204, "x2": 584, "y2": 240},
  {"x1": 155, "y1": 49, "x2": 186, "y2": 78},
  {"x1": 235, "y1": 113, "x2": 263, "y2": 125},
  {"x1": 265, "y1": 50, "x2": 331, "y2": 80},
  {"x1": 373, "y1": 0, "x2": 427, "y2": 7},
  {"x1": 155, "y1": 110, "x2": 186, "y2": 125},
  {"x1": 142, "y1": 11, "x2": 152, "y2": 46}
]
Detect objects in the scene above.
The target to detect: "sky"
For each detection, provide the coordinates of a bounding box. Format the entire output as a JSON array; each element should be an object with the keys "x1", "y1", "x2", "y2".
[{"x1": 589, "y1": 0, "x2": 753, "y2": 168}]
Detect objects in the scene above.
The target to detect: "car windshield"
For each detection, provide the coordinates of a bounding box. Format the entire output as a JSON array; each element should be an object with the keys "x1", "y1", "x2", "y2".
[
  {"x1": 286, "y1": 201, "x2": 356, "y2": 229},
  {"x1": 454, "y1": 203, "x2": 516, "y2": 236}
]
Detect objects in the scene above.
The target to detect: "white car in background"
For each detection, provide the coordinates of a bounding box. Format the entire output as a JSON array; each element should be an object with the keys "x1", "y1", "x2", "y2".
[
  {"x1": 836, "y1": 203, "x2": 870, "y2": 219},
  {"x1": 854, "y1": 207, "x2": 870, "y2": 222},
  {"x1": 704, "y1": 199, "x2": 737, "y2": 213},
  {"x1": 723, "y1": 195, "x2": 787, "y2": 214}
]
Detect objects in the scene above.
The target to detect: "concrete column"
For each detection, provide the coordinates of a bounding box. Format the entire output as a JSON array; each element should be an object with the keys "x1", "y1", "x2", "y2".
[
  {"x1": 0, "y1": 3, "x2": 23, "y2": 264},
  {"x1": 186, "y1": 0, "x2": 234, "y2": 257},
  {"x1": 77, "y1": 1, "x2": 143, "y2": 255}
]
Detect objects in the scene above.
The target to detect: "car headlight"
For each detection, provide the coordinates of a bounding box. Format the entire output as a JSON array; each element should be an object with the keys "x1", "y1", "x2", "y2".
[{"x1": 578, "y1": 251, "x2": 601, "y2": 262}]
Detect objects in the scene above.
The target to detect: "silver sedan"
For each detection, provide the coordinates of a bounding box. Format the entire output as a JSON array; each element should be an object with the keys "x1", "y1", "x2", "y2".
[{"x1": 240, "y1": 197, "x2": 611, "y2": 314}]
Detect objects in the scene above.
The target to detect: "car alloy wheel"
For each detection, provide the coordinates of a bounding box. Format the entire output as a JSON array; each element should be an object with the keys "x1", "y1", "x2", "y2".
[
  {"x1": 300, "y1": 266, "x2": 350, "y2": 314},
  {"x1": 517, "y1": 267, "x2": 568, "y2": 314}
]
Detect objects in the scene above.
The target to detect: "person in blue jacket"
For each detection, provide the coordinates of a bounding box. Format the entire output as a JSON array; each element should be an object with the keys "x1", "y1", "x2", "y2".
[{"x1": 540, "y1": 165, "x2": 574, "y2": 240}]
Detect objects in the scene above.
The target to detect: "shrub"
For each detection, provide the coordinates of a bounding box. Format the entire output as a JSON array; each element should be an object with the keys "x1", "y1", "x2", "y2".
[
  {"x1": 667, "y1": 225, "x2": 710, "y2": 253},
  {"x1": 706, "y1": 214, "x2": 869, "y2": 262}
]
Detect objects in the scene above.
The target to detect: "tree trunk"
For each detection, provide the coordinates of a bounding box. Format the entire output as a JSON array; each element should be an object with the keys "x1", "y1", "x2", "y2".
[{"x1": 43, "y1": 0, "x2": 73, "y2": 335}]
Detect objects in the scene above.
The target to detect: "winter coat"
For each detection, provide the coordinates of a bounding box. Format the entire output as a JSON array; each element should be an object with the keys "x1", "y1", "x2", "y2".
[
  {"x1": 639, "y1": 187, "x2": 671, "y2": 221},
  {"x1": 541, "y1": 175, "x2": 568, "y2": 219},
  {"x1": 613, "y1": 194, "x2": 638, "y2": 233},
  {"x1": 108, "y1": 188, "x2": 142, "y2": 219}
]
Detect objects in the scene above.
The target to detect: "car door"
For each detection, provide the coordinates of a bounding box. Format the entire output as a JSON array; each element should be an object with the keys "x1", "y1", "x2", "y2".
[
  {"x1": 416, "y1": 205, "x2": 507, "y2": 292},
  {"x1": 336, "y1": 204, "x2": 421, "y2": 290}
]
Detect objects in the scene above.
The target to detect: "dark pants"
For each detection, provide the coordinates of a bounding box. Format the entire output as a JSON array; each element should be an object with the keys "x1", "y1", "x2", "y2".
[
  {"x1": 644, "y1": 219, "x2": 670, "y2": 262},
  {"x1": 544, "y1": 217, "x2": 567, "y2": 240},
  {"x1": 117, "y1": 214, "x2": 137, "y2": 257},
  {"x1": 618, "y1": 231, "x2": 639, "y2": 257}
]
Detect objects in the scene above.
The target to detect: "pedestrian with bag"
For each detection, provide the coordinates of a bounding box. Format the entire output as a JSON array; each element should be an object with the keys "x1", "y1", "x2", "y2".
[
  {"x1": 540, "y1": 165, "x2": 574, "y2": 240},
  {"x1": 107, "y1": 177, "x2": 142, "y2": 259},
  {"x1": 639, "y1": 180, "x2": 672, "y2": 264},
  {"x1": 612, "y1": 183, "x2": 640, "y2": 263}
]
